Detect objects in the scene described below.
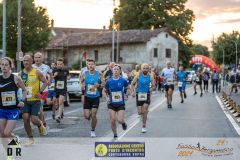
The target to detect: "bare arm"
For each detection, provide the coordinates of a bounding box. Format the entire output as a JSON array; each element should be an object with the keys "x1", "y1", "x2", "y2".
[
  {"x1": 150, "y1": 74, "x2": 156, "y2": 92},
  {"x1": 14, "y1": 75, "x2": 27, "y2": 101},
  {"x1": 37, "y1": 70, "x2": 48, "y2": 92},
  {"x1": 131, "y1": 73, "x2": 139, "y2": 95}
]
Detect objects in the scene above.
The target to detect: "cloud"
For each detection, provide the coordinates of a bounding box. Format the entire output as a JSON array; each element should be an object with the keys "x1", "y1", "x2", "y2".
[
  {"x1": 187, "y1": 0, "x2": 240, "y2": 18},
  {"x1": 216, "y1": 18, "x2": 240, "y2": 24}
]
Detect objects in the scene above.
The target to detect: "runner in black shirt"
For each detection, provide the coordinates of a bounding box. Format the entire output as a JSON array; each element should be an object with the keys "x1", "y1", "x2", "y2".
[{"x1": 53, "y1": 58, "x2": 70, "y2": 123}]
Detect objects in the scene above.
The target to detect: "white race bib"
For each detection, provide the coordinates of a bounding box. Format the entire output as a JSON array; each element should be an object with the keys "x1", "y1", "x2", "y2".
[
  {"x1": 56, "y1": 81, "x2": 65, "y2": 89},
  {"x1": 112, "y1": 91, "x2": 122, "y2": 103},
  {"x1": 138, "y1": 92, "x2": 147, "y2": 101},
  {"x1": 167, "y1": 78, "x2": 173, "y2": 85},
  {"x1": 178, "y1": 82, "x2": 183, "y2": 87},
  {"x1": 87, "y1": 84, "x2": 97, "y2": 95},
  {"x1": 1, "y1": 91, "x2": 16, "y2": 106},
  {"x1": 26, "y1": 87, "x2": 33, "y2": 98},
  {"x1": 196, "y1": 77, "x2": 200, "y2": 82}
]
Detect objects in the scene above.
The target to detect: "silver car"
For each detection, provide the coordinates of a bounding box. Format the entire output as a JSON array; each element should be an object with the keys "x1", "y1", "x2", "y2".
[{"x1": 67, "y1": 71, "x2": 82, "y2": 100}]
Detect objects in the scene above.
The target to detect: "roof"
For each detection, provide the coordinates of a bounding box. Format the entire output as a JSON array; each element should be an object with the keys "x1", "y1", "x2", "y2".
[{"x1": 47, "y1": 28, "x2": 178, "y2": 49}]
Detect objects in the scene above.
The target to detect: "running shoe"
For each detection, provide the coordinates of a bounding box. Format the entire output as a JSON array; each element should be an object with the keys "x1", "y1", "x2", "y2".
[
  {"x1": 141, "y1": 128, "x2": 147, "y2": 133},
  {"x1": 24, "y1": 138, "x2": 34, "y2": 146},
  {"x1": 122, "y1": 123, "x2": 127, "y2": 130},
  {"x1": 91, "y1": 131, "x2": 96, "y2": 138},
  {"x1": 38, "y1": 124, "x2": 46, "y2": 136}
]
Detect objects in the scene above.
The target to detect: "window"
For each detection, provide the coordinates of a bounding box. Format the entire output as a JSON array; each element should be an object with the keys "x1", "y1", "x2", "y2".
[
  {"x1": 153, "y1": 48, "x2": 158, "y2": 58},
  {"x1": 166, "y1": 48, "x2": 171, "y2": 58},
  {"x1": 94, "y1": 50, "x2": 98, "y2": 62}
]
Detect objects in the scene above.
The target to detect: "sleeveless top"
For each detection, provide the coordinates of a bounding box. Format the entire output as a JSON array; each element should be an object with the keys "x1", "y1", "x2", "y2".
[{"x1": 0, "y1": 74, "x2": 19, "y2": 109}]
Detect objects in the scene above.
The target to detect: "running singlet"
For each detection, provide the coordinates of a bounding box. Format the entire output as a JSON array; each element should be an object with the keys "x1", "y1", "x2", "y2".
[
  {"x1": 53, "y1": 69, "x2": 69, "y2": 91},
  {"x1": 85, "y1": 71, "x2": 100, "y2": 98},
  {"x1": 33, "y1": 64, "x2": 52, "y2": 91},
  {"x1": 105, "y1": 77, "x2": 128, "y2": 105},
  {"x1": 21, "y1": 68, "x2": 41, "y2": 101},
  {"x1": 176, "y1": 71, "x2": 187, "y2": 87},
  {"x1": 0, "y1": 74, "x2": 19, "y2": 109},
  {"x1": 136, "y1": 73, "x2": 151, "y2": 101},
  {"x1": 161, "y1": 67, "x2": 175, "y2": 85}
]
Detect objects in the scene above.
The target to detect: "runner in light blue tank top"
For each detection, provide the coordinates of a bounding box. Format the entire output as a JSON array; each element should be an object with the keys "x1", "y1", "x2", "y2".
[{"x1": 176, "y1": 66, "x2": 188, "y2": 103}]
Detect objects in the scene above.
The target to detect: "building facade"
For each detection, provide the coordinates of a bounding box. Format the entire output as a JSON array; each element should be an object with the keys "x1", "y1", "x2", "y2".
[{"x1": 44, "y1": 28, "x2": 179, "y2": 69}]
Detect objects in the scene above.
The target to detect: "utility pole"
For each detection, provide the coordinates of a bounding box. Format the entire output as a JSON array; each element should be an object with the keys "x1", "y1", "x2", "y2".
[
  {"x1": 116, "y1": 23, "x2": 120, "y2": 63},
  {"x1": 17, "y1": 0, "x2": 22, "y2": 72},
  {"x1": 112, "y1": 0, "x2": 115, "y2": 62},
  {"x1": 2, "y1": 0, "x2": 6, "y2": 58}
]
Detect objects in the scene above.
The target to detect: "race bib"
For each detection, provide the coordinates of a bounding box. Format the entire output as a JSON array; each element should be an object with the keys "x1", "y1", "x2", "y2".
[
  {"x1": 1, "y1": 91, "x2": 16, "y2": 106},
  {"x1": 138, "y1": 92, "x2": 147, "y2": 101},
  {"x1": 26, "y1": 87, "x2": 33, "y2": 98},
  {"x1": 167, "y1": 78, "x2": 173, "y2": 85},
  {"x1": 196, "y1": 77, "x2": 200, "y2": 82},
  {"x1": 112, "y1": 91, "x2": 122, "y2": 103},
  {"x1": 56, "y1": 81, "x2": 65, "y2": 89},
  {"x1": 87, "y1": 84, "x2": 97, "y2": 95},
  {"x1": 178, "y1": 82, "x2": 183, "y2": 87}
]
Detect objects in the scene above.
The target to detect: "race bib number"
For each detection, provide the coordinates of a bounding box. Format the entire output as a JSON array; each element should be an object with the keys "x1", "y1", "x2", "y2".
[
  {"x1": 56, "y1": 81, "x2": 65, "y2": 89},
  {"x1": 87, "y1": 84, "x2": 97, "y2": 95},
  {"x1": 112, "y1": 91, "x2": 122, "y2": 103},
  {"x1": 196, "y1": 77, "x2": 200, "y2": 82},
  {"x1": 1, "y1": 91, "x2": 16, "y2": 106},
  {"x1": 138, "y1": 92, "x2": 147, "y2": 101},
  {"x1": 167, "y1": 78, "x2": 173, "y2": 85},
  {"x1": 178, "y1": 82, "x2": 183, "y2": 87},
  {"x1": 26, "y1": 87, "x2": 33, "y2": 98}
]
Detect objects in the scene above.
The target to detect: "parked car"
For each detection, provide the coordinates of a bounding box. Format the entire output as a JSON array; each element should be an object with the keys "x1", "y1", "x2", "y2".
[
  {"x1": 68, "y1": 70, "x2": 82, "y2": 101},
  {"x1": 186, "y1": 71, "x2": 195, "y2": 83}
]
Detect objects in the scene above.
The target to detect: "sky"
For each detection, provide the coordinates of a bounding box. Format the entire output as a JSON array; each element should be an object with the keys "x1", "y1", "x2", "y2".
[{"x1": 35, "y1": 0, "x2": 240, "y2": 48}]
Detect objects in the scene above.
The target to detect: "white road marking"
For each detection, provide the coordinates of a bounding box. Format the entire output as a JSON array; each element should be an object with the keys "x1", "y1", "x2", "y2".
[
  {"x1": 216, "y1": 95, "x2": 240, "y2": 136},
  {"x1": 14, "y1": 108, "x2": 81, "y2": 131}
]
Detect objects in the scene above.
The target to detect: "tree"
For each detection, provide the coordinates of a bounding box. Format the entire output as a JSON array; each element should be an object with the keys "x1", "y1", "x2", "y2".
[
  {"x1": 190, "y1": 44, "x2": 210, "y2": 57},
  {"x1": 111, "y1": 0, "x2": 195, "y2": 67},
  {"x1": 0, "y1": 0, "x2": 51, "y2": 58},
  {"x1": 112, "y1": 0, "x2": 195, "y2": 44},
  {"x1": 212, "y1": 31, "x2": 240, "y2": 65}
]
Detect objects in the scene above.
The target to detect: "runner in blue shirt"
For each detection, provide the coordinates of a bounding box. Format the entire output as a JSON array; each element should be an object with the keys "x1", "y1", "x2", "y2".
[
  {"x1": 104, "y1": 64, "x2": 130, "y2": 139},
  {"x1": 176, "y1": 66, "x2": 188, "y2": 103},
  {"x1": 131, "y1": 63, "x2": 155, "y2": 133},
  {"x1": 81, "y1": 59, "x2": 104, "y2": 138}
]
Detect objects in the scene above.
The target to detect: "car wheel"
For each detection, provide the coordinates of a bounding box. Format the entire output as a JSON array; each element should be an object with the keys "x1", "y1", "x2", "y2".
[{"x1": 64, "y1": 92, "x2": 70, "y2": 106}]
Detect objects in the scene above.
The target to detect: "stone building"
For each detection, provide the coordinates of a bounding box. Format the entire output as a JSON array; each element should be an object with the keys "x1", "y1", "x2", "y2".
[{"x1": 44, "y1": 27, "x2": 179, "y2": 69}]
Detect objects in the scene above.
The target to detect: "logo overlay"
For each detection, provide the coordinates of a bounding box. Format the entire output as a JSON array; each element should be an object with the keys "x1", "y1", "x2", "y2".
[
  {"x1": 95, "y1": 142, "x2": 145, "y2": 157},
  {"x1": 7, "y1": 138, "x2": 22, "y2": 159},
  {"x1": 176, "y1": 139, "x2": 234, "y2": 157}
]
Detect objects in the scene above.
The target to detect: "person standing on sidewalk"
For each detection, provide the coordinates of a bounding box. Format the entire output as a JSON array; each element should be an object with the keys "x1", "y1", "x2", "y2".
[
  {"x1": 203, "y1": 69, "x2": 210, "y2": 92},
  {"x1": 53, "y1": 58, "x2": 70, "y2": 123},
  {"x1": 20, "y1": 55, "x2": 48, "y2": 146},
  {"x1": 131, "y1": 63, "x2": 155, "y2": 133},
  {"x1": 104, "y1": 64, "x2": 130, "y2": 139},
  {"x1": 33, "y1": 52, "x2": 53, "y2": 134},
  {"x1": 80, "y1": 59, "x2": 104, "y2": 138},
  {"x1": 211, "y1": 68, "x2": 220, "y2": 93}
]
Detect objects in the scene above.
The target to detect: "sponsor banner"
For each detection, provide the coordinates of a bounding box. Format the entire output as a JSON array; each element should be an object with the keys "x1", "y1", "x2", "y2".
[
  {"x1": 0, "y1": 138, "x2": 239, "y2": 160},
  {"x1": 95, "y1": 142, "x2": 145, "y2": 157}
]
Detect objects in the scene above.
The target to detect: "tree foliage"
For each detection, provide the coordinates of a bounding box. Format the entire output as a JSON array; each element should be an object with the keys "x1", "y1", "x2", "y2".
[
  {"x1": 212, "y1": 31, "x2": 240, "y2": 65},
  {"x1": 0, "y1": 0, "x2": 51, "y2": 58},
  {"x1": 112, "y1": 0, "x2": 195, "y2": 44},
  {"x1": 190, "y1": 44, "x2": 209, "y2": 57}
]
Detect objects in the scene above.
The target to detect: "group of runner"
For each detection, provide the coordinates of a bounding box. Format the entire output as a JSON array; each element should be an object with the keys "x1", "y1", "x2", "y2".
[{"x1": 1, "y1": 55, "x2": 223, "y2": 144}]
